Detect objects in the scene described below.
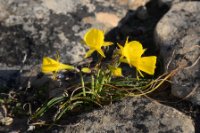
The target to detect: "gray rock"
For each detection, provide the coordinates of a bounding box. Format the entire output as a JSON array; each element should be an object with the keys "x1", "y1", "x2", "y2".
[
  {"x1": 0, "y1": 0, "x2": 127, "y2": 88},
  {"x1": 128, "y1": 0, "x2": 151, "y2": 10},
  {"x1": 155, "y1": 2, "x2": 200, "y2": 105},
  {"x1": 60, "y1": 97, "x2": 194, "y2": 133},
  {"x1": 157, "y1": 0, "x2": 192, "y2": 7}
]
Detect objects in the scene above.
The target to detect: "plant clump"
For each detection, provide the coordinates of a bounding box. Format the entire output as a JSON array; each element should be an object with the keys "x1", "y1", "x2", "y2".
[{"x1": 31, "y1": 28, "x2": 173, "y2": 123}]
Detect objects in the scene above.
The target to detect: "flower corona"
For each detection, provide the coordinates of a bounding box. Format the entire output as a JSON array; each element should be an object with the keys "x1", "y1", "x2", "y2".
[{"x1": 84, "y1": 28, "x2": 113, "y2": 58}]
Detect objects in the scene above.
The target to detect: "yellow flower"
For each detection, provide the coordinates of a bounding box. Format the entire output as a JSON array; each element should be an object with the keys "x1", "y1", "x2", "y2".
[
  {"x1": 41, "y1": 57, "x2": 74, "y2": 74},
  {"x1": 109, "y1": 66, "x2": 123, "y2": 77},
  {"x1": 117, "y1": 37, "x2": 129, "y2": 58},
  {"x1": 118, "y1": 38, "x2": 157, "y2": 77},
  {"x1": 84, "y1": 28, "x2": 113, "y2": 58},
  {"x1": 81, "y1": 67, "x2": 91, "y2": 73}
]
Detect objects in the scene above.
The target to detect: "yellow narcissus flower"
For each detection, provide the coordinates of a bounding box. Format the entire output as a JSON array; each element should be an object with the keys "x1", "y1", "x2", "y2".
[
  {"x1": 84, "y1": 28, "x2": 113, "y2": 58},
  {"x1": 41, "y1": 57, "x2": 74, "y2": 74},
  {"x1": 109, "y1": 66, "x2": 123, "y2": 77},
  {"x1": 118, "y1": 38, "x2": 157, "y2": 77}
]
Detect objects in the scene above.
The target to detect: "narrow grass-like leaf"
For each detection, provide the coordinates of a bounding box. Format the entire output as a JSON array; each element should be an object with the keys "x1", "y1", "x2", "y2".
[
  {"x1": 32, "y1": 96, "x2": 66, "y2": 119},
  {"x1": 54, "y1": 101, "x2": 83, "y2": 121}
]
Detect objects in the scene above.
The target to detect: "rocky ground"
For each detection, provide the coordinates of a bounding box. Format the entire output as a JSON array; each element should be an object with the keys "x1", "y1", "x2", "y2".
[{"x1": 0, "y1": 0, "x2": 200, "y2": 133}]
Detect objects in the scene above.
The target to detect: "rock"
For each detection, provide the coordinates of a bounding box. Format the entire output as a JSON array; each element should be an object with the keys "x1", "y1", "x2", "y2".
[
  {"x1": 0, "y1": 107, "x2": 13, "y2": 126},
  {"x1": 136, "y1": 6, "x2": 149, "y2": 20},
  {"x1": 158, "y1": 0, "x2": 178, "y2": 7},
  {"x1": 0, "y1": 117, "x2": 13, "y2": 126},
  {"x1": 158, "y1": 0, "x2": 193, "y2": 7},
  {"x1": 0, "y1": 1, "x2": 9, "y2": 21},
  {"x1": 95, "y1": 12, "x2": 120, "y2": 28},
  {"x1": 0, "y1": 117, "x2": 28, "y2": 132},
  {"x1": 0, "y1": 0, "x2": 127, "y2": 89},
  {"x1": 155, "y1": 2, "x2": 200, "y2": 105},
  {"x1": 117, "y1": 0, "x2": 150, "y2": 20},
  {"x1": 128, "y1": 0, "x2": 150, "y2": 10},
  {"x1": 59, "y1": 98, "x2": 194, "y2": 133}
]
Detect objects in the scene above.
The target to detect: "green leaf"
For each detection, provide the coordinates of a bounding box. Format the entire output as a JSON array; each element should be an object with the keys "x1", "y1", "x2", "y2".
[{"x1": 32, "y1": 96, "x2": 66, "y2": 119}]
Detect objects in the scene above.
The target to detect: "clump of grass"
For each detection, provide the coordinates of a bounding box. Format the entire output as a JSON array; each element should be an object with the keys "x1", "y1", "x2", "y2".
[
  {"x1": 31, "y1": 70, "x2": 176, "y2": 122},
  {"x1": 31, "y1": 28, "x2": 176, "y2": 123}
]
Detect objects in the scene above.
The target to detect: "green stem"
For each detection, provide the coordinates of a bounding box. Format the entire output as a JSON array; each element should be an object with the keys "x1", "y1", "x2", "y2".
[
  {"x1": 99, "y1": 76, "x2": 105, "y2": 93},
  {"x1": 80, "y1": 73, "x2": 86, "y2": 97},
  {"x1": 136, "y1": 70, "x2": 139, "y2": 80},
  {"x1": 91, "y1": 74, "x2": 95, "y2": 92},
  {"x1": 95, "y1": 69, "x2": 100, "y2": 88},
  {"x1": 91, "y1": 74, "x2": 95, "y2": 99}
]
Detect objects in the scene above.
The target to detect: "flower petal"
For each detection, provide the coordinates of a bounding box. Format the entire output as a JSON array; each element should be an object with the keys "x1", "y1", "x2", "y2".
[
  {"x1": 42, "y1": 57, "x2": 59, "y2": 73},
  {"x1": 84, "y1": 49, "x2": 95, "y2": 58},
  {"x1": 117, "y1": 43, "x2": 124, "y2": 55},
  {"x1": 119, "y1": 57, "x2": 128, "y2": 63},
  {"x1": 125, "y1": 37, "x2": 129, "y2": 45},
  {"x1": 137, "y1": 69, "x2": 144, "y2": 78},
  {"x1": 96, "y1": 48, "x2": 106, "y2": 58},
  {"x1": 58, "y1": 63, "x2": 74, "y2": 70},
  {"x1": 42, "y1": 64, "x2": 58, "y2": 74},
  {"x1": 42, "y1": 57, "x2": 59, "y2": 65},
  {"x1": 103, "y1": 42, "x2": 113, "y2": 46}
]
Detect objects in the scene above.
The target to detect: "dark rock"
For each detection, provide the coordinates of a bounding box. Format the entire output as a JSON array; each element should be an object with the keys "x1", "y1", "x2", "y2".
[
  {"x1": 59, "y1": 97, "x2": 194, "y2": 133},
  {"x1": 128, "y1": 0, "x2": 150, "y2": 10},
  {"x1": 155, "y1": 2, "x2": 200, "y2": 105},
  {"x1": 136, "y1": 6, "x2": 149, "y2": 20}
]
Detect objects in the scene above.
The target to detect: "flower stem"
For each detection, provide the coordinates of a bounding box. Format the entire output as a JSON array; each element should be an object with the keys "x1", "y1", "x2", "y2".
[
  {"x1": 99, "y1": 75, "x2": 105, "y2": 93},
  {"x1": 80, "y1": 73, "x2": 86, "y2": 97},
  {"x1": 91, "y1": 74, "x2": 95, "y2": 92}
]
